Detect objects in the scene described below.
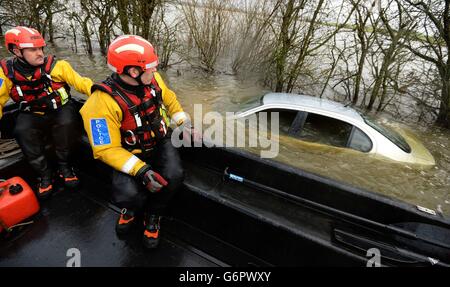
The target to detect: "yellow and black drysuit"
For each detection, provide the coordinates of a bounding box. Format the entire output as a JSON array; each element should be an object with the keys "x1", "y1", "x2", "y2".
[
  {"x1": 0, "y1": 56, "x2": 93, "y2": 179},
  {"x1": 80, "y1": 72, "x2": 187, "y2": 215}
]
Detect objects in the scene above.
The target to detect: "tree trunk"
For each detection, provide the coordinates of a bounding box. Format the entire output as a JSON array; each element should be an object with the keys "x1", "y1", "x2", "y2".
[
  {"x1": 72, "y1": 24, "x2": 78, "y2": 53},
  {"x1": 117, "y1": 0, "x2": 130, "y2": 34},
  {"x1": 286, "y1": 0, "x2": 324, "y2": 93},
  {"x1": 370, "y1": 41, "x2": 396, "y2": 110},
  {"x1": 376, "y1": 75, "x2": 389, "y2": 112},
  {"x1": 48, "y1": 13, "x2": 54, "y2": 43},
  {"x1": 353, "y1": 47, "x2": 367, "y2": 106},
  {"x1": 99, "y1": 22, "x2": 108, "y2": 55},
  {"x1": 274, "y1": 0, "x2": 295, "y2": 92},
  {"x1": 141, "y1": 0, "x2": 158, "y2": 40},
  {"x1": 436, "y1": 1, "x2": 450, "y2": 128},
  {"x1": 436, "y1": 75, "x2": 450, "y2": 128},
  {"x1": 82, "y1": 17, "x2": 92, "y2": 55}
]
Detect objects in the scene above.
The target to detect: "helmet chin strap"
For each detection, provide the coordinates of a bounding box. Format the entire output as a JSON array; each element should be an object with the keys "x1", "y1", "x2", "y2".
[
  {"x1": 17, "y1": 55, "x2": 33, "y2": 67},
  {"x1": 135, "y1": 71, "x2": 146, "y2": 86},
  {"x1": 10, "y1": 48, "x2": 29, "y2": 65},
  {"x1": 124, "y1": 67, "x2": 147, "y2": 86}
]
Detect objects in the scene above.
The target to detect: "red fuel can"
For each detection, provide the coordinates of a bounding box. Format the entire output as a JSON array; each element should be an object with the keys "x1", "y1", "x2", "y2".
[{"x1": 0, "y1": 177, "x2": 40, "y2": 232}]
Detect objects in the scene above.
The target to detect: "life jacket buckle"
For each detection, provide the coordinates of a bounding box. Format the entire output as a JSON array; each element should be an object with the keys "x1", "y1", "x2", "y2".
[
  {"x1": 18, "y1": 101, "x2": 31, "y2": 112},
  {"x1": 124, "y1": 130, "x2": 137, "y2": 146}
]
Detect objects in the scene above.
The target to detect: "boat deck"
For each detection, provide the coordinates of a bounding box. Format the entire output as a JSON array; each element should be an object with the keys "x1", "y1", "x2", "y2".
[
  {"x1": 0, "y1": 190, "x2": 226, "y2": 267},
  {"x1": 0, "y1": 152, "x2": 267, "y2": 267}
]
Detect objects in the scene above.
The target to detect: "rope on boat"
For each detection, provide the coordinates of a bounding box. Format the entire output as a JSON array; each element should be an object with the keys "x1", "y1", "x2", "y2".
[
  {"x1": 0, "y1": 219, "x2": 34, "y2": 233},
  {"x1": 0, "y1": 139, "x2": 21, "y2": 159}
]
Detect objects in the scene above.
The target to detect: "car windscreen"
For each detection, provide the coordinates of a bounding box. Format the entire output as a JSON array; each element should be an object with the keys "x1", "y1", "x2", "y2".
[
  {"x1": 362, "y1": 116, "x2": 411, "y2": 153},
  {"x1": 235, "y1": 97, "x2": 263, "y2": 114}
]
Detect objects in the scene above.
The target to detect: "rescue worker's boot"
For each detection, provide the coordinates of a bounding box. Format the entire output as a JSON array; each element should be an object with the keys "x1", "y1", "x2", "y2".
[
  {"x1": 116, "y1": 209, "x2": 136, "y2": 235},
  {"x1": 37, "y1": 173, "x2": 53, "y2": 199},
  {"x1": 143, "y1": 214, "x2": 161, "y2": 249},
  {"x1": 58, "y1": 166, "x2": 80, "y2": 188}
]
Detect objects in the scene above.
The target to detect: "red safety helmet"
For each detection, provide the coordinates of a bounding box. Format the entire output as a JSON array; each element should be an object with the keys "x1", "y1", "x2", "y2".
[
  {"x1": 107, "y1": 35, "x2": 158, "y2": 74},
  {"x1": 4, "y1": 26, "x2": 46, "y2": 50}
]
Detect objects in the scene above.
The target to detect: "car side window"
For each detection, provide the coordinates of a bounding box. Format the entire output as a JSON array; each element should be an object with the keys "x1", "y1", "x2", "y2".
[
  {"x1": 297, "y1": 113, "x2": 353, "y2": 148},
  {"x1": 257, "y1": 109, "x2": 297, "y2": 134},
  {"x1": 288, "y1": 111, "x2": 307, "y2": 136},
  {"x1": 347, "y1": 127, "x2": 372, "y2": 152}
]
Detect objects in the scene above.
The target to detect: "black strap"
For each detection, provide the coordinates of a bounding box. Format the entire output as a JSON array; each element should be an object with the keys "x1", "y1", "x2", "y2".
[
  {"x1": 150, "y1": 84, "x2": 164, "y2": 106},
  {"x1": 101, "y1": 77, "x2": 159, "y2": 113},
  {"x1": 18, "y1": 91, "x2": 65, "y2": 112},
  {"x1": 9, "y1": 79, "x2": 46, "y2": 88},
  {"x1": 140, "y1": 97, "x2": 157, "y2": 111},
  {"x1": 104, "y1": 78, "x2": 136, "y2": 109},
  {"x1": 40, "y1": 56, "x2": 56, "y2": 91}
]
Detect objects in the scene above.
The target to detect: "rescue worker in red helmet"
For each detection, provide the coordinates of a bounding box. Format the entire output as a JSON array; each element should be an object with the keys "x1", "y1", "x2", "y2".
[
  {"x1": 80, "y1": 35, "x2": 188, "y2": 249},
  {"x1": 0, "y1": 26, "x2": 93, "y2": 198}
]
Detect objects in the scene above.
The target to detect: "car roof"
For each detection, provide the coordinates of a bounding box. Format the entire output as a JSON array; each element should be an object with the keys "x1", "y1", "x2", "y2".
[{"x1": 262, "y1": 93, "x2": 364, "y2": 123}]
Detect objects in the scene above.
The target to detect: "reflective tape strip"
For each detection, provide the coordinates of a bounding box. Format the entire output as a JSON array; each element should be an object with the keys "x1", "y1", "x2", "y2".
[
  {"x1": 22, "y1": 27, "x2": 36, "y2": 34},
  {"x1": 115, "y1": 44, "x2": 144, "y2": 54},
  {"x1": 134, "y1": 113, "x2": 142, "y2": 127},
  {"x1": 161, "y1": 119, "x2": 167, "y2": 134},
  {"x1": 51, "y1": 98, "x2": 57, "y2": 109},
  {"x1": 19, "y1": 43, "x2": 34, "y2": 48},
  {"x1": 107, "y1": 63, "x2": 117, "y2": 73},
  {"x1": 172, "y1": 111, "x2": 188, "y2": 125},
  {"x1": 16, "y1": 86, "x2": 24, "y2": 98},
  {"x1": 145, "y1": 61, "x2": 158, "y2": 70},
  {"x1": 5, "y1": 29, "x2": 21, "y2": 36},
  {"x1": 121, "y1": 155, "x2": 140, "y2": 174}
]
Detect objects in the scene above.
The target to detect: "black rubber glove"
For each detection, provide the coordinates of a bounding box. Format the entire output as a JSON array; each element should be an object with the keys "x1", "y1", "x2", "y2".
[{"x1": 136, "y1": 165, "x2": 168, "y2": 193}]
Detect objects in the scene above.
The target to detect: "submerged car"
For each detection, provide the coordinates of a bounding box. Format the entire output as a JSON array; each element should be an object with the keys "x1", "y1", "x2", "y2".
[{"x1": 234, "y1": 93, "x2": 435, "y2": 165}]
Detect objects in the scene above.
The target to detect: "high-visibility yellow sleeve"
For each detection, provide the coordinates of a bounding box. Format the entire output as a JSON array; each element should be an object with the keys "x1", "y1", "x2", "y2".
[
  {"x1": 51, "y1": 60, "x2": 93, "y2": 97},
  {"x1": 0, "y1": 69, "x2": 13, "y2": 119},
  {"x1": 154, "y1": 72, "x2": 188, "y2": 126},
  {"x1": 79, "y1": 90, "x2": 146, "y2": 176}
]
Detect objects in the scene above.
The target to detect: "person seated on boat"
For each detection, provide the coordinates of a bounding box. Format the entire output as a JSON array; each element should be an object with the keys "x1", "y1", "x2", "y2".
[
  {"x1": 80, "y1": 35, "x2": 189, "y2": 249},
  {"x1": 0, "y1": 26, "x2": 93, "y2": 199}
]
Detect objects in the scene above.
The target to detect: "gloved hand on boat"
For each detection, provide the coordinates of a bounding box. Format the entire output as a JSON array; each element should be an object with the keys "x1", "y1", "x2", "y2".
[{"x1": 136, "y1": 165, "x2": 168, "y2": 193}]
